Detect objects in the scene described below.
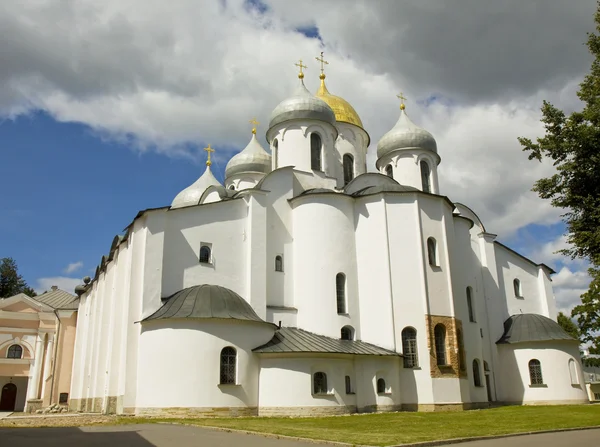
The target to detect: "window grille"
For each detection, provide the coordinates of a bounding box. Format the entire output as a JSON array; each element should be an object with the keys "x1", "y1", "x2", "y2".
[
  {"x1": 420, "y1": 160, "x2": 431, "y2": 193},
  {"x1": 401, "y1": 327, "x2": 419, "y2": 368},
  {"x1": 59, "y1": 393, "x2": 69, "y2": 404},
  {"x1": 345, "y1": 375, "x2": 352, "y2": 394},
  {"x1": 341, "y1": 326, "x2": 354, "y2": 340},
  {"x1": 219, "y1": 347, "x2": 236, "y2": 384},
  {"x1": 313, "y1": 372, "x2": 327, "y2": 394},
  {"x1": 434, "y1": 324, "x2": 447, "y2": 366},
  {"x1": 528, "y1": 359, "x2": 544, "y2": 385},
  {"x1": 311, "y1": 133, "x2": 322, "y2": 171},
  {"x1": 336, "y1": 273, "x2": 346, "y2": 314},
  {"x1": 343, "y1": 154, "x2": 354, "y2": 185},
  {"x1": 199, "y1": 245, "x2": 211, "y2": 264},
  {"x1": 427, "y1": 238, "x2": 437, "y2": 267},
  {"x1": 473, "y1": 359, "x2": 482, "y2": 387},
  {"x1": 7, "y1": 345, "x2": 22, "y2": 359}
]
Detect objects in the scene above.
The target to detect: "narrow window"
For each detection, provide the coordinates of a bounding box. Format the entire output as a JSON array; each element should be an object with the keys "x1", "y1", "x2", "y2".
[
  {"x1": 434, "y1": 324, "x2": 447, "y2": 366},
  {"x1": 345, "y1": 375, "x2": 352, "y2": 394},
  {"x1": 385, "y1": 164, "x2": 393, "y2": 179},
  {"x1": 473, "y1": 359, "x2": 482, "y2": 387},
  {"x1": 528, "y1": 359, "x2": 544, "y2": 385},
  {"x1": 229, "y1": 185, "x2": 235, "y2": 190},
  {"x1": 273, "y1": 138, "x2": 278, "y2": 167},
  {"x1": 513, "y1": 279, "x2": 522, "y2": 297},
  {"x1": 467, "y1": 287, "x2": 475, "y2": 322},
  {"x1": 401, "y1": 327, "x2": 419, "y2": 368},
  {"x1": 275, "y1": 255, "x2": 283, "y2": 272},
  {"x1": 569, "y1": 359, "x2": 579, "y2": 385},
  {"x1": 310, "y1": 133, "x2": 322, "y2": 171},
  {"x1": 7, "y1": 345, "x2": 22, "y2": 359},
  {"x1": 336, "y1": 273, "x2": 346, "y2": 314},
  {"x1": 219, "y1": 347, "x2": 236, "y2": 384},
  {"x1": 420, "y1": 160, "x2": 431, "y2": 193},
  {"x1": 199, "y1": 245, "x2": 212, "y2": 264},
  {"x1": 484, "y1": 361, "x2": 490, "y2": 373},
  {"x1": 343, "y1": 154, "x2": 354, "y2": 185},
  {"x1": 457, "y1": 329, "x2": 466, "y2": 371},
  {"x1": 313, "y1": 372, "x2": 327, "y2": 394},
  {"x1": 341, "y1": 326, "x2": 354, "y2": 341},
  {"x1": 59, "y1": 393, "x2": 69, "y2": 404},
  {"x1": 427, "y1": 237, "x2": 437, "y2": 267},
  {"x1": 376, "y1": 378, "x2": 386, "y2": 394}
]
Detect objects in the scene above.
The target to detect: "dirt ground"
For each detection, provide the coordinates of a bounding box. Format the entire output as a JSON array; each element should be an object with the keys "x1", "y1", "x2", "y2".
[{"x1": 0, "y1": 414, "x2": 122, "y2": 428}]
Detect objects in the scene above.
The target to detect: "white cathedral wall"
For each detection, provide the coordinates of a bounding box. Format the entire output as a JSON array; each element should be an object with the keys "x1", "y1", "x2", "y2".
[
  {"x1": 136, "y1": 320, "x2": 274, "y2": 412},
  {"x1": 225, "y1": 172, "x2": 264, "y2": 191},
  {"x1": 333, "y1": 123, "x2": 368, "y2": 188},
  {"x1": 292, "y1": 195, "x2": 360, "y2": 339},
  {"x1": 160, "y1": 200, "x2": 248, "y2": 300},
  {"x1": 377, "y1": 151, "x2": 439, "y2": 194},
  {"x1": 496, "y1": 342, "x2": 589, "y2": 404},
  {"x1": 354, "y1": 197, "x2": 395, "y2": 350}
]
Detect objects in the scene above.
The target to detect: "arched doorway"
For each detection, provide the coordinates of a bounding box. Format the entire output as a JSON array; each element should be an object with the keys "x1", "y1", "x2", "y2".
[{"x1": 0, "y1": 383, "x2": 17, "y2": 411}]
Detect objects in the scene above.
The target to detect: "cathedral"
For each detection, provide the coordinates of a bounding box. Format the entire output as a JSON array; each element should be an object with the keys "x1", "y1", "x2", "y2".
[{"x1": 69, "y1": 55, "x2": 588, "y2": 416}]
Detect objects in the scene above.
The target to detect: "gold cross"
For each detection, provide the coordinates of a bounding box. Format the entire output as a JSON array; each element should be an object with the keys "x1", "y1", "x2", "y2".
[
  {"x1": 249, "y1": 118, "x2": 260, "y2": 135},
  {"x1": 203, "y1": 144, "x2": 215, "y2": 167},
  {"x1": 397, "y1": 92, "x2": 407, "y2": 110},
  {"x1": 315, "y1": 51, "x2": 328, "y2": 75},
  {"x1": 295, "y1": 59, "x2": 307, "y2": 79}
]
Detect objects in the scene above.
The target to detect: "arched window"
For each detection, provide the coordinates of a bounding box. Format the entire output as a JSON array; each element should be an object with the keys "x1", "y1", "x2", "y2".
[
  {"x1": 310, "y1": 133, "x2": 322, "y2": 171},
  {"x1": 275, "y1": 255, "x2": 283, "y2": 272},
  {"x1": 199, "y1": 245, "x2": 212, "y2": 264},
  {"x1": 569, "y1": 359, "x2": 579, "y2": 385},
  {"x1": 457, "y1": 329, "x2": 466, "y2": 371},
  {"x1": 473, "y1": 359, "x2": 482, "y2": 387},
  {"x1": 427, "y1": 237, "x2": 437, "y2": 267},
  {"x1": 313, "y1": 372, "x2": 327, "y2": 394},
  {"x1": 273, "y1": 138, "x2": 278, "y2": 167},
  {"x1": 528, "y1": 359, "x2": 544, "y2": 385},
  {"x1": 401, "y1": 327, "x2": 419, "y2": 368},
  {"x1": 345, "y1": 375, "x2": 352, "y2": 394},
  {"x1": 466, "y1": 287, "x2": 475, "y2": 322},
  {"x1": 484, "y1": 361, "x2": 490, "y2": 373},
  {"x1": 7, "y1": 345, "x2": 23, "y2": 359},
  {"x1": 434, "y1": 324, "x2": 447, "y2": 366},
  {"x1": 343, "y1": 154, "x2": 354, "y2": 185},
  {"x1": 340, "y1": 325, "x2": 354, "y2": 341},
  {"x1": 513, "y1": 279, "x2": 522, "y2": 297},
  {"x1": 228, "y1": 185, "x2": 235, "y2": 190},
  {"x1": 376, "y1": 378, "x2": 386, "y2": 394},
  {"x1": 219, "y1": 347, "x2": 236, "y2": 384},
  {"x1": 420, "y1": 160, "x2": 431, "y2": 193},
  {"x1": 385, "y1": 164, "x2": 393, "y2": 179},
  {"x1": 336, "y1": 273, "x2": 346, "y2": 314}
]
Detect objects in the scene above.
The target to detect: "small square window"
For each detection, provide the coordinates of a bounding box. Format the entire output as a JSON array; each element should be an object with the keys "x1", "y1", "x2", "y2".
[{"x1": 59, "y1": 393, "x2": 69, "y2": 404}]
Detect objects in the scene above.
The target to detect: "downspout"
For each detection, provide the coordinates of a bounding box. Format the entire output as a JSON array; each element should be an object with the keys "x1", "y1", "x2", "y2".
[{"x1": 49, "y1": 309, "x2": 61, "y2": 405}]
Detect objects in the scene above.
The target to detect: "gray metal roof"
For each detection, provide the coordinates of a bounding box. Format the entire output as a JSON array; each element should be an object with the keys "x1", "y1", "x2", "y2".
[
  {"x1": 497, "y1": 314, "x2": 576, "y2": 344},
  {"x1": 33, "y1": 289, "x2": 79, "y2": 310},
  {"x1": 253, "y1": 327, "x2": 400, "y2": 356},
  {"x1": 143, "y1": 284, "x2": 272, "y2": 325},
  {"x1": 377, "y1": 109, "x2": 437, "y2": 160},
  {"x1": 352, "y1": 184, "x2": 419, "y2": 197}
]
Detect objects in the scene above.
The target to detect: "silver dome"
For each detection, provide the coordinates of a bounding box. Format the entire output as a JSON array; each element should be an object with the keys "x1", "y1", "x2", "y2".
[
  {"x1": 268, "y1": 80, "x2": 336, "y2": 132},
  {"x1": 377, "y1": 110, "x2": 437, "y2": 160},
  {"x1": 171, "y1": 165, "x2": 222, "y2": 209},
  {"x1": 225, "y1": 134, "x2": 271, "y2": 179}
]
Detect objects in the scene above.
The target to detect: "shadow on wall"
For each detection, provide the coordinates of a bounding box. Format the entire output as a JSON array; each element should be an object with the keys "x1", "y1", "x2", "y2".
[{"x1": 0, "y1": 427, "x2": 156, "y2": 447}]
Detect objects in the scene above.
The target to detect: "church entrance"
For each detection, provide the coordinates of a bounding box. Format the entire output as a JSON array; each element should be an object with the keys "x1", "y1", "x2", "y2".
[{"x1": 0, "y1": 383, "x2": 17, "y2": 411}]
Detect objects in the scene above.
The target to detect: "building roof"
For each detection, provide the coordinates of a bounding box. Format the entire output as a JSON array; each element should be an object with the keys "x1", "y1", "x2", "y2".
[
  {"x1": 497, "y1": 314, "x2": 576, "y2": 344},
  {"x1": 225, "y1": 133, "x2": 271, "y2": 179},
  {"x1": 33, "y1": 289, "x2": 79, "y2": 310},
  {"x1": 253, "y1": 327, "x2": 400, "y2": 356},
  {"x1": 143, "y1": 284, "x2": 272, "y2": 325},
  {"x1": 171, "y1": 165, "x2": 222, "y2": 209},
  {"x1": 377, "y1": 109, "x2": 437, "y2": 160}
]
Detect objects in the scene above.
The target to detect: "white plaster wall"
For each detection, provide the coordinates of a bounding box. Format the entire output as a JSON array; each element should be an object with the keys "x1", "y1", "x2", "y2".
[
  {"x1": 137, "y1": 320, "x2": 274, "y2": 410},
  {"x1": 431, "y1": 378, "x2": 463, "y2": 403},
  {"x1": 496, "y1": 342, "x2": 589, "y2": 404},
  {"x1": 225, "y1": 172, "x2": 265, "y2": 191},
  {"x1": 354, "y1": 356, "x2": 402, "y2": 410},
  {"x1": 333, "y1": 123, "x2": 368, "y2": 188},
  {"x1": 292, "y1": 194, "x2": 360, "y2": 340}
]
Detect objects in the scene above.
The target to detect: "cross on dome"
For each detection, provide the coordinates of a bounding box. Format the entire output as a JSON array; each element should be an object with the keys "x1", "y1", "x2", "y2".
[
  {"x1": 315, "y1": 51, "x2": 329, "y2": 79},
  {"x1": 397, "y1": 92, "x2": 407, "y2": 110},
  {"x1": 295, "y1": 59, "x2": 307, "y2": 79},
  {"x1": 249, "y1": 118, "x2": 260, "y2": 135},
  {"x1": 204, "y1": 144, "x2": 215, "y2": 166}
]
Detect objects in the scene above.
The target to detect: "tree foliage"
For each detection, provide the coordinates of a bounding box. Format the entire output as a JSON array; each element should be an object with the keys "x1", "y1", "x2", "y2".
[
  {"x1": 0, "y1": 257, "x2": 36, "y2": 298},
  {"x1": 557, "y1": 311, "x2": 580, "y2": 340},
  {"x1": 519, "y1": 4, "x2": 600, "y2": 354}
]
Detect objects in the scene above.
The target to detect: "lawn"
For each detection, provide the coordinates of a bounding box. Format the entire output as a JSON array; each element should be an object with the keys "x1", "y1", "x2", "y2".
[{"x1": 129, "y1": 405, "x2": 600, "y2": 446}]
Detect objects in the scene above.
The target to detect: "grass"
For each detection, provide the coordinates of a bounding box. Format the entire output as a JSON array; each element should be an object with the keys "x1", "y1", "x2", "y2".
[{"x1": 120, "y1": 405, "x2": 600, "y2": 446}]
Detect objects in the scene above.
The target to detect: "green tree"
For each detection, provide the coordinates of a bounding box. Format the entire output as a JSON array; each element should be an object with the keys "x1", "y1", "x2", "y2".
[
  {"x1": 0, "y1": 257, "x2": 36, "y2": 298},
  {"x1": 518, "y1": 4, "x2": 600, "y2": 355},
  {"x1": 557, "y1": 311, "x2": 580, "y2": 340}
]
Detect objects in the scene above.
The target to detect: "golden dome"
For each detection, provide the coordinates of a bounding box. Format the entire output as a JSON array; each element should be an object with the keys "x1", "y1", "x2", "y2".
[{"x1": 316, "y1": 76, "x2": 364, "y2": 129}]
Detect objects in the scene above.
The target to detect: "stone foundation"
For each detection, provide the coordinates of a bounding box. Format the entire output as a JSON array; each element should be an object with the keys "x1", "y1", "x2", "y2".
[
  {"x1": 259, "y1": 405, "x2": 357, "y2": 417},
  {"x1": 135, "y1": 406, "x2": 258, "y2": 417},
  {"x1": 402, "y1": 402, "x2": 490, "y2": 412},
  {"x1": 358, "y1": 404, "x2": 403, "y2": 413},
  {"x1": 25, "y1": 399, "x2": 43, "y2": 413}
]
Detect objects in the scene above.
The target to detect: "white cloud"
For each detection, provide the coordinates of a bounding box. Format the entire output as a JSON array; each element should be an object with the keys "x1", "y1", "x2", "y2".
[
  {"x1": 551, "y1": 266, "x2": 592, "y2": 315},
  {"x1": 63, "y1": 261, "x2": 83, "y2": 274},
  {"x1": 35, "y1": 276, "x2": 81, "y2": 295}
]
